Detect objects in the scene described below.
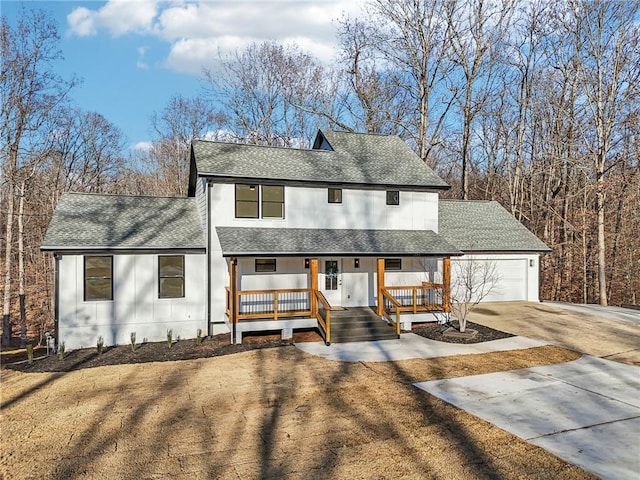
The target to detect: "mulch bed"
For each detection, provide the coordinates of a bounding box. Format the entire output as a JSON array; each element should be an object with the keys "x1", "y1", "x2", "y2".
[
  {"x1": 3, "y1": 323, "x2": 513, "y2": 373},
  {"x1": 412, "y1": 321, "x2": 515, "y2": 344}
]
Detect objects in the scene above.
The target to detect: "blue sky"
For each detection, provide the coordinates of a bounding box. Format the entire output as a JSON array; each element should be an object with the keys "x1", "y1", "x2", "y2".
[{"x1": 2, "y1": 0, "x2": 361, "y2": 150}]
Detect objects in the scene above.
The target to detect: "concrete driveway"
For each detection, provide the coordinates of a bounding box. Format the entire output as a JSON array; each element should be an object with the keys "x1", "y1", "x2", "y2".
[
  {"x1": 416, "y1": 303, "x2": 640, "y2": 480},
  {"x1": 468, "y1": 302, "x2": 640, "y2": 365},
  {"x1": 545, "y1": 302, "x2": 640, "y2": 324},
  {"x1": 415, "y1": 355, "x2": 640, "y2": 480}
]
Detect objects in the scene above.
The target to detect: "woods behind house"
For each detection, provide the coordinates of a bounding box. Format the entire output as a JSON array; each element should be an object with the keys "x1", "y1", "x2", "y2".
[{"x1": 2, "y1": 1, "x2": 639, "y2": 346}]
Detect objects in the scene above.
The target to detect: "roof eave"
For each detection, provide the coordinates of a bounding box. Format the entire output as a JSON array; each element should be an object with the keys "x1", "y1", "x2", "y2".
[
  {"x1": 41, "y1": 246, "x2": 206, "y2": 254},
  {"x1": 195, "y1": 172, "x2": 450, "y2": 191}
]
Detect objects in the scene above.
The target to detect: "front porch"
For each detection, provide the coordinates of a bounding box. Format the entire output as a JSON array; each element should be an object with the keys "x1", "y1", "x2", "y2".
[{"x1": 225, "y1": 257, "x2": 452, "y2": 344}]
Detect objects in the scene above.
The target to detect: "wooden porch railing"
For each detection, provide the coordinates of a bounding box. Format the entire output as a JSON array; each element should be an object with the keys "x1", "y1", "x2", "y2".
[
  {"x1": 383, "y1": 282, "x2": 448, "y2": 313},
  {"x1": 314, "y1": 290, "x2": 332, "y2": 344},
  {"x1": 225, "y1": 287, "x2": 312, "y2": 321},
  {"x1": 380, "y1": 288, "x2": 402, "y2": 335}
]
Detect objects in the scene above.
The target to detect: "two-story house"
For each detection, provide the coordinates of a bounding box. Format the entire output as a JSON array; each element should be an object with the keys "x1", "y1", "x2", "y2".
[{"x1": 42, "y1": 130, "x2": 549, "y2": 350}]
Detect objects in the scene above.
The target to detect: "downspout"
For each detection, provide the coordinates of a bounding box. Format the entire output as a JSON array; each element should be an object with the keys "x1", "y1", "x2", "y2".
[
  {"x1": 207, "y1": 180, "x2": 212, "y2": 336},
  {"x1": 54, "y1": 253, "x2": 60, "y2": 350},
  {"x1": 231, "y1": 257, "x2": 237, "y2": 344}
]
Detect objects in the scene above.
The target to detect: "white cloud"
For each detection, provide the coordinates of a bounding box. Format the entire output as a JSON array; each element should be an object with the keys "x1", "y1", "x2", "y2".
[
  {"x1": 131, "y1": 141, "x2": 153, "y2": 152},
  {"x1": 136, "y1": 46, "x2": 149, "y2": 69},
  {"x1": 68, "y1": 0, "x2": 365, "y2": 75},
  {"x1": 68, "y1": 0, "x2": 159, "y2": 38},
  {"x1": 67, "y1": 7, "x2": 97, "y2": 37}
]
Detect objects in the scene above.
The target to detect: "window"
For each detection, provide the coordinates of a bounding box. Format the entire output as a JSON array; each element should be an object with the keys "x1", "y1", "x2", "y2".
[
  {"x1": 328, "y1": 188, "x2": 342, "y2": 204},
  {"x1": 262, "y1": 185, "x2": 284, "y2": 218},
  {"x1": 159, "y1": 255, "x2": 185, "y2": 298},
  {"x1": 384, "y1": 258, "x2": 402, "y2": 270},
  {"x1": 84, "y1": 256, "x2": 113, "y2": 301},
  {"x1": 386, "y1": 190, "x2": 400, "y2": 205},
  {"x1": 325, "y1": 261, "x2": 339, "y2": 290},
  {"x1": 255, "y1": 258, "x2": 276, "y2": 272},
  {"x1": 235, "y1": 184, "x2": 284, "y2": 218}
]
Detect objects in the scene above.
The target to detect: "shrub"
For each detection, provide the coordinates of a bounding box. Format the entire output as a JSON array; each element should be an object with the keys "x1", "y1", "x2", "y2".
[
  {"x1": 58, "y1": 342, "x2": 65, "y2": 360},
  {"x1": 130, "y1": 332, "x2": 136, "y2": 351},
  {"x1": 97, "y1": 336, "x2": 104, "y2": 354},
  {"x1": 26, "y1": 344, "x2": 34, "y2": 365},
  {"x1": 166, "y1": 329, "x2": 173, "y2": 348}
]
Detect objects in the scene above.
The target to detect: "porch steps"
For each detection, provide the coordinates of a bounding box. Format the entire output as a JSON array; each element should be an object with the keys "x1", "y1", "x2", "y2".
[{"x1": 324, "y1": 307, "x2": 398, "y2": 344}]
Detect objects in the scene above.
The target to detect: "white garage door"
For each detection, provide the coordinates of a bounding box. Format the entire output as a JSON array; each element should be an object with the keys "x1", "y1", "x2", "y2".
[{"x1": 451, "y1": 258, "x2": 529, "y2": 302}]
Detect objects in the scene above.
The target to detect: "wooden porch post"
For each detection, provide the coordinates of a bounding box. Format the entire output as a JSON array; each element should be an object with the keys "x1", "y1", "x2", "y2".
[
  {"x1": 377, "y1": 258, "x2": 385, "y2": 315},
  {"x1": 443, "y1": 257, "x2": 451, "y2": 313},
  {"x1": 310, "y1": 258, "x2": 318, "y2": 316}
]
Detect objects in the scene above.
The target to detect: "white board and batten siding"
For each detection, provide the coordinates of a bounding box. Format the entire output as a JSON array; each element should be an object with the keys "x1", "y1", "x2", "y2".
[
  {"x1": 58, "y1": 253, "x2": 207, "y2": 350},
  {"x1": 208, "y1": 183, "x2": 440, "y2": 231}
]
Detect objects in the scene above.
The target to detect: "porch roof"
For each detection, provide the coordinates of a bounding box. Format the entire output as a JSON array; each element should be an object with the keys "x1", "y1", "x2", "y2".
[{"x1": 215, "y1": 227, "x2": 463, "y2": 257}]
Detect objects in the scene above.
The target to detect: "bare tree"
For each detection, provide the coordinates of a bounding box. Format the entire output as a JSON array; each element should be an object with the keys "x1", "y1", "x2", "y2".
[
  {"x1": 145, "y1": 95, "x2": 226, "y2": 196},
  {"x1": 355, "y1": 0, "x2": 456, "y2": 164},
  {"x1": 573, "y1": 0, "x2": 640, "y2": 305},
  {"x1": 206, "y1": 42, "x2": 326, "y2": 147},
  {"x1": 1, "y1": 9, "x2": 74, "y2": 345},
  {"x1": 449, "y1": 257, "x2": 499, "y2": 333},
  {"x1": 445, "y1": 0, "x2": 515, "y2": 199}
]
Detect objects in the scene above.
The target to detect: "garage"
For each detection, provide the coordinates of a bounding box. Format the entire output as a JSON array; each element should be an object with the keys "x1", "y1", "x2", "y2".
[{"x1": 450, "y1": 256, "x2": 531, "y2": 302}]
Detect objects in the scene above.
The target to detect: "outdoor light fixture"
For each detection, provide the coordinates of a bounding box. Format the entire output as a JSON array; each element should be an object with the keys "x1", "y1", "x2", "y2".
[
  {"x1": 354, "y1": 258, "x2": 360, "y2": 268},
  {"x1": 530, "y1": 259, "x2": 535, "y2": 267},
  {"x1": 249, "y1": 185, "x2": 256, "y2": 191},
  {"x1": 304, "y1": 258, "x2": 310, "y2": 269}
]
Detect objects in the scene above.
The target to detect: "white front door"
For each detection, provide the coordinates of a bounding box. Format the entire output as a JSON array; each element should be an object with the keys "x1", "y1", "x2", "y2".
[{"x1": 322, "y1": 259, "x2": 342, "y2": 306}]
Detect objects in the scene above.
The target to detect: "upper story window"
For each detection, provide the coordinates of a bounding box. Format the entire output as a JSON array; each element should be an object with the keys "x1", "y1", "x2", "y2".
[
  {"x1": 236, "y1": 184, "x2": 259, "y2": 218},
  {"x1": 235, "y1": 184, "x2": 284, "y2": 219},
  {"x1": 262, "y1": 185, "x2": 284, "y2": 218},
  {"x1": 159, "y1": 255, "x2": 185, "y2": 298},
  {"x1": 328, "y1": 188, "x2": 342, "y2": 204},
  {"x1": 386, "y1": 190, "x2": 400, "y2": 205},
  {"x1": 84, "y1": 256, "x2": 113, "y2": 301}
]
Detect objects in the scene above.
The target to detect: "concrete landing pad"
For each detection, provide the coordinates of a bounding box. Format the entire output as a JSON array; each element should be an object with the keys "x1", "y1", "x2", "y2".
[{"x1": 415, "y1": 356, "x2": 640, "y2": 480}]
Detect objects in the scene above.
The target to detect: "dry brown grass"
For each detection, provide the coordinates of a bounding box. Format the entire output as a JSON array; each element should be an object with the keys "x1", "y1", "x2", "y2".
[{"x1": 0, "y1": 345, "x2": 593, "y2": 480}]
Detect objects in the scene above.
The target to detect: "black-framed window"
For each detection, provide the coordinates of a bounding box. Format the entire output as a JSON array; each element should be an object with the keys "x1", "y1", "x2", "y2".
[
  {"x1": 84, "y1": 256, "x2": 113, "y2": 301},
  {"x1": 236, "y1": 184, "x2": 259, "y2": 218},
  {"x1": 262, "y1": 185, "x2": 284, "y2": 218},
  {"x1": 235, "y1": 184, "x2": 284, "y2": 218},
  {"x1": 255, "y1": 258, "x2": 276, "y2": 272},
  {"x1": 159, "y1": 255, "x2": 185, "y2": 298},
  {"x1": 386, "y1": 190, "x2": 400, "y2": 205},
  {"x1": 384, "y1": 258, "x2": 402, "y2": 270},
  {"x1": 328, "y1": 188, "x2": 342, "y2": 204}
]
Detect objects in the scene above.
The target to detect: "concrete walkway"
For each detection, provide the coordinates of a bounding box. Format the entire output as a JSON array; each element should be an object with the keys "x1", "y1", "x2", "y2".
[
  {"x1": 415, "y1": 355, "x2": 640, "y2": 480},
  {"x1": 295, "y1": 333, "x2": 548, "y2": 362}
]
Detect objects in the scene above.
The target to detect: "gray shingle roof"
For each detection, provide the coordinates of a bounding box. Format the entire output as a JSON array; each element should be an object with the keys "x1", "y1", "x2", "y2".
[
  {"x1": 192, "y1": 130, "x2": 449, "y2": 189},
  {"x1": 42, "y1": 193, "x2": 206, "y2": 251},
  {"x1": 215, "y1": 227, "x2": 462, "y2": 257},
  {"x1": 438, "y1": 200, "x2": 550, "y2": 252}
]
